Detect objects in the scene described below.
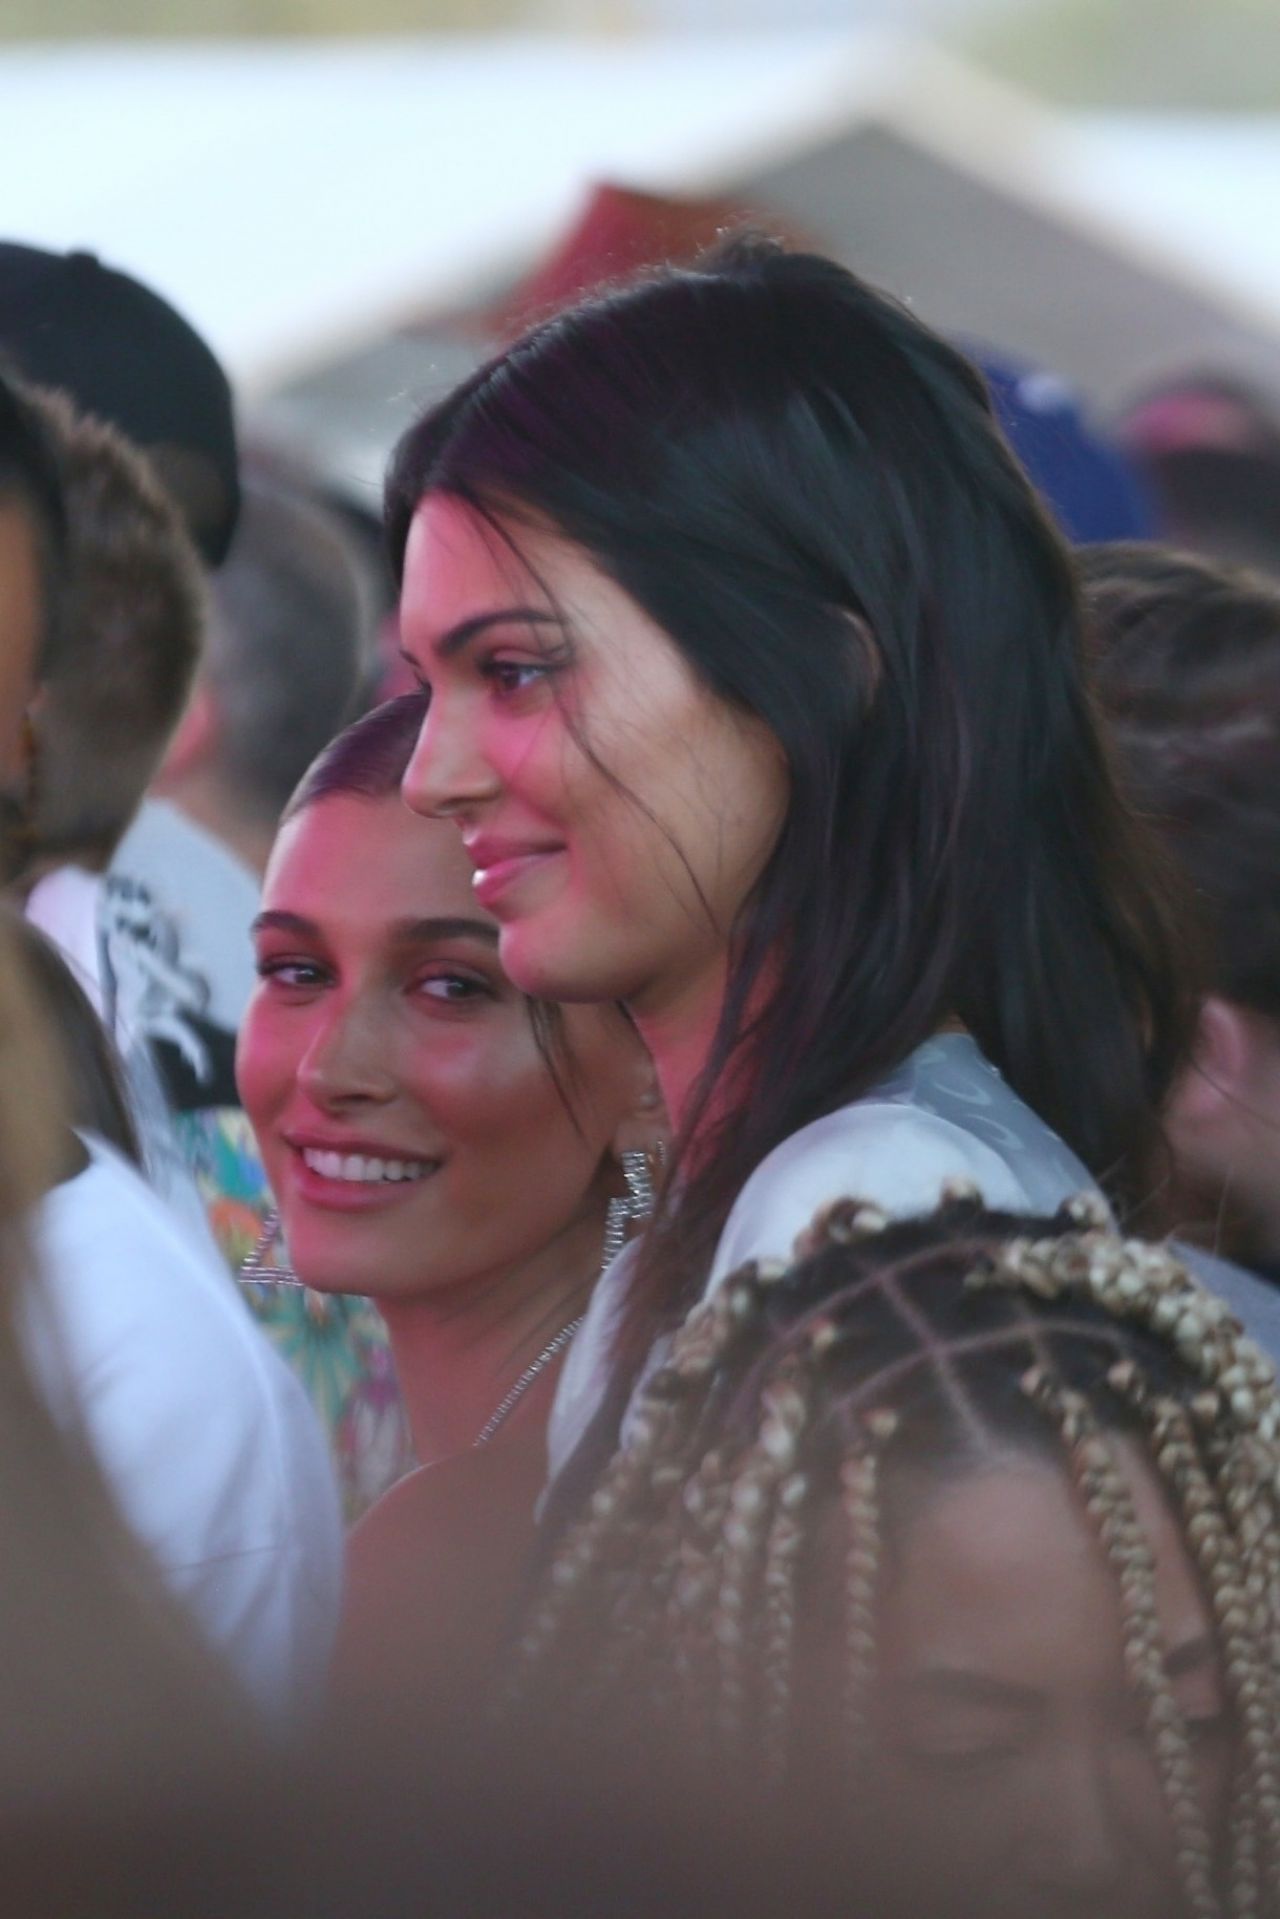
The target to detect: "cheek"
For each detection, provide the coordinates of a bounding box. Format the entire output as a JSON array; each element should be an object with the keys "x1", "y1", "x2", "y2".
[
  {"x1": 417, "y1": 1028, "x2": 606, "y2": 1198},
  {"x1": 415, "y1": 1032, "x2": 576, "y2": 1150},
  {"x1": 235, "y1": 997, "x2": 295, "y2": 1138}
]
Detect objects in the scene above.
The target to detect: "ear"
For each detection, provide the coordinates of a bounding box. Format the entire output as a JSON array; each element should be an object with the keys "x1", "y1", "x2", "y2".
[
  {"x1": 1167, "y1": 995, "x2": 1255, "y2": 1140},
  {"x1": 607, "y1": 1049, "x2": 669, "y2": 1168},
  {"x1": 155, "y1": 680, "x2": 219, "y2": 786}
]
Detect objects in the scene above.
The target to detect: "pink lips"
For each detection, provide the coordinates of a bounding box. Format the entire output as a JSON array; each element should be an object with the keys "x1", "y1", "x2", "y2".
[{"x1": 465, "y1": 836, "x2": 565, "y2": 912}]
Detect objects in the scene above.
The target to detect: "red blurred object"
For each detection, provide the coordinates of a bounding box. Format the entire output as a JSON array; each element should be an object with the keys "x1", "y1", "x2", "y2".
[{"x1": 484, "y1": 181, "x2": 801, "y2": 341}]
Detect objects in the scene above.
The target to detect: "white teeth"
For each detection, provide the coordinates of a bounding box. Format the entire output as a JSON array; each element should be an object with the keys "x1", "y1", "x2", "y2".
[{"x1": 302, "y1": 1149, "x2": 431, "y2": 1185}]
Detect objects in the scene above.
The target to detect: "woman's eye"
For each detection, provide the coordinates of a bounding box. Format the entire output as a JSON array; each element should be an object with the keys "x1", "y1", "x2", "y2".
[
  {"x1": 416, "y1": 972, "x2": 492, "y2": 1004},
  {"x1": 481, "y1": 658, "x2": 550, "y2": 699},
  {"x1": 256, "y1": 957, "x2": 328, "y2": 990}
]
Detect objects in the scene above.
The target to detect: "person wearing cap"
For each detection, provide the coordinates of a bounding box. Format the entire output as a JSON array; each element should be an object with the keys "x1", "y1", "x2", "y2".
[
  {"x1": 0, "y1": 244, "x2": 239, "y2": 569},
  {"x1": 0, "y1": 244, "x2": 400, "y2": 1519},
  {"x1": 0, "y1": 357, "x2": 342, "y2": 1724}
]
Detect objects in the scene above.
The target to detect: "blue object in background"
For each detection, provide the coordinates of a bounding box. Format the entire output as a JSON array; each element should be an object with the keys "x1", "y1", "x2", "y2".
[{"x1": 975, "y1": 350, "x2": 1158, "y2": 546}]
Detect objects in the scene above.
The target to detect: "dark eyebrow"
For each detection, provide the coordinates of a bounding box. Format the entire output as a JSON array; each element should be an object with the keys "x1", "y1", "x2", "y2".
[
  {"x1": 434, "y1": 608, "x2": 562, "y2": 662},
  {"x1": 251, "y1": 910, "x2": 319, "y2": 939},
  {"x1": 388, "y1": 917, "x2": 499, "y2": 948},
  {"x1": 251, "y1": 910, "x2": 499, "y2": 949}
]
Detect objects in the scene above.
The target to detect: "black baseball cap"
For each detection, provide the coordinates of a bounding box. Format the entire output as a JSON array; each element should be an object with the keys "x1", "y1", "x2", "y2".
[{"x1": 0, "y1": 243, "x2": 240, "y2": 566}]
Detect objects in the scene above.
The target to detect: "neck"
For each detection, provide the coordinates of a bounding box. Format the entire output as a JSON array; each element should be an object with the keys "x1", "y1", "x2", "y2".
[
  {"x1": 158, "y1": 769, "x2": 276, "y2": 879},
  {"x1": 630, "y1": 956, "x2": 729, "y2": 1138},
  {"x1": 380, "y1": 1200, "x2": 606, "y2": 1465}
]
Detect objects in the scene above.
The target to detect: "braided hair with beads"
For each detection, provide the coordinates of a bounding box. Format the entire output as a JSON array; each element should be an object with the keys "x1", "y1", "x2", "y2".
[{"x1": 506, "y1": 1186, "x2": 1280, "y2": 1918}]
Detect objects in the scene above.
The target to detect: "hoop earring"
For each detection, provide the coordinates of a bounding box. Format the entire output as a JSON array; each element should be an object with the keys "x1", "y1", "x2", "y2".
[
  {"x1": 601, "y1": 1146, "x2": 658, "y2": 1272},
  {"x1": 240, "y1": 1208, "x2": 304, "y2": 1287}
]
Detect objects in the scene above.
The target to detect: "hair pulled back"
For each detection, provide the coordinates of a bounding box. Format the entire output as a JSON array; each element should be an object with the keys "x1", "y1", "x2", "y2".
[
  {"x1": 388, "y1": 238, "x2": 1189, "y2": 1348},
  {"x1": 284, "y1": 691, "x2": 587, "y2": 1113}
]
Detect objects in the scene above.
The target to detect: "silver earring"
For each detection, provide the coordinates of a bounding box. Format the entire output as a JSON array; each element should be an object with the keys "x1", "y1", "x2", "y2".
[
  {"x1": 601, "y1": 1147, "x2": 657, "y2": 1272},
  {"x1": 239, "y1": 1208, "x2": 304, "y2": 1287}
]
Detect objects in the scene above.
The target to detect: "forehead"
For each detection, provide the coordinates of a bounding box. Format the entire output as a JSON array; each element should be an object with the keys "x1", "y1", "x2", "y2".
[
  {"x1": 880, "y1": 1452, "x2": 1210, "y2": 1683},
  {"x1": 402, "y1": 496, "x2": 547, "y2": 629},
  {"x1": 264, "y1": 792, "x2": 489, "y2": 930}
]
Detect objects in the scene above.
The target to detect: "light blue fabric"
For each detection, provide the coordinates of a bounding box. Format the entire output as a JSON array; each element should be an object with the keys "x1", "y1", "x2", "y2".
[{"x1": 548, "y1": 1034, "x2": 1098, "y2": 1486}]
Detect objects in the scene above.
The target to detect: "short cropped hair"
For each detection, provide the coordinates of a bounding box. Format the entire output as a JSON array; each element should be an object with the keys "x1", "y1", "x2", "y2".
[
  {"x1": 0, "y1": 363, "x2": 67, "y2": 677},
  {"x1": 204, "y1": 476, "x2": 369, "y2": 826},
  {"x1": 23, "y1": 385, "x2": 205, "y2": 872},
  {"x1": 1083, "y1": 541, "x2": 1280, "y2": 1024}
]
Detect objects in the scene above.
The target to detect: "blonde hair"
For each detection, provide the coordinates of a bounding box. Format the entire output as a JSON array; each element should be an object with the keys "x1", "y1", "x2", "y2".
[{"x1": 510, "y1": 1188, "x2": 1280, "y2": 1918}]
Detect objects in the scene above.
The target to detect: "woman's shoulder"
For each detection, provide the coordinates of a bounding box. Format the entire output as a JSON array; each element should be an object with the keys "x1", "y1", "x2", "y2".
[
  {"x1": 340, "y1": 1441, "x2": 545, "y2": 1709},
  {"x1": 710, "y1": 1040, "x2": 1095, "y2": 1286}
]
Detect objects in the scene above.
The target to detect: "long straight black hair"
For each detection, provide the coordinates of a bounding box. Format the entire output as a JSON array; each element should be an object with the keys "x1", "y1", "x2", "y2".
[{"x1": 387, "y1": 238, "x2": 1190, "y2": 1361}]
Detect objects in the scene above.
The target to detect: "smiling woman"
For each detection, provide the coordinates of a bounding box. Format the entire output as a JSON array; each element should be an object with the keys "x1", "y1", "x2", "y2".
[
  {"x1": 235, "y1": 695, "x2": 661, "y2": 1699},
  {"x1": 386, "y1": 239, "x2": 1192, "y2": 1517}
]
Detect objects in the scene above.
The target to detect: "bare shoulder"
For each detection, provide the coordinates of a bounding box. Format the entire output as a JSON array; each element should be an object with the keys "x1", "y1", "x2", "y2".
[{"x1": 338, "y1": 1438, "x2": 546, "y2": 1710}]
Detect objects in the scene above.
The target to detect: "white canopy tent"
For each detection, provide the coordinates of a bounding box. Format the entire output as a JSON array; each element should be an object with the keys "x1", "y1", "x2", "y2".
[{"x1": 4, "y1": 32, "x2": 1280, "y2": 498}]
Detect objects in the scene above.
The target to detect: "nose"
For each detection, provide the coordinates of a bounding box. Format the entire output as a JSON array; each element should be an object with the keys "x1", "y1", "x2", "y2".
[
  {"x1": 297, "y1": 998, "x2": 397, "y2": 1110},
  {"x1": 1027, "y1": 1745, "x2": 1125, "y2": 1899},
  {"x1": 401, "y1": 692, "x2": 498, "y2": 822}
]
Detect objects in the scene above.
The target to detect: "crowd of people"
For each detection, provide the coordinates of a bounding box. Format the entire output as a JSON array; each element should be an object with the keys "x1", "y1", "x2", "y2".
[{"x1": 0, "y1": 222, "x2": 1279, "y2": 1916}]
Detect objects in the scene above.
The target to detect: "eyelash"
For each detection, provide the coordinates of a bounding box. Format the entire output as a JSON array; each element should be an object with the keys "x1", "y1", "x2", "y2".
[
  {"x1": 414, "y1": 971, "x2": 493, "y2": 1004},
  {"x1": 256, "y1": 957, "x2": 328, "y2": 990},
  {"x1": 254, "y1": 960, "x2": 494, "y2": 1006},
  {"x1": 479, "y1": 657, "x2": 554, "y2": 700}
]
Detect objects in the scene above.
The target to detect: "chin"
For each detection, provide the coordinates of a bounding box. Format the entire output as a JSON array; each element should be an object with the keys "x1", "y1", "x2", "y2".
[{"x1": 499, "y1": 923, "x2": 642, "y2": 1006}]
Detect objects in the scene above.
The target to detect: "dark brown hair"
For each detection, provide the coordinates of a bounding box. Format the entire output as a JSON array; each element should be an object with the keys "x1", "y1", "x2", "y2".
[
  {"x1": 387, "y1": 238, "x2": 1191, "y2": 1371},
  {"x1": 1084, "y1": 541, "x2": 1280, "y2": 1024},
  {"x1": 19, "y1": 384, "x2": 205, "y2": 873}
]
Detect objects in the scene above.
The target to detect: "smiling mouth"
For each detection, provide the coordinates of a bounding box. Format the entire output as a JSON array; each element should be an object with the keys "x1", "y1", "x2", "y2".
[{"x1": 299, "y1": 1148, "x2": 438, "y2": 1186}]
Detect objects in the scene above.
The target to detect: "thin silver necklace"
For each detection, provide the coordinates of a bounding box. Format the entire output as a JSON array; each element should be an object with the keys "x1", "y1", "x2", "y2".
[
  {"x1": 241, "y1": 1210, "x2": 587, "y2": 1448},
  {"x1": 472, "y1": 1313, "x2": 585, "y2": 1449}
]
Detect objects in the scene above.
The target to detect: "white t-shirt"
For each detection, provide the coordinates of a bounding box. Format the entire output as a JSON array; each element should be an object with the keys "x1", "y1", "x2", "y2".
[
  {"x1": 22, "y1": 1136, "x2": 343, "y2": 1722},
  {"x1": 547, "y1": 1035, "x2": 1097, "y2": 1484},
  {"x1": 23, "y1": 860, "x2": 224, "y2": 1256},
  {"x1": 110, "y1": 797, "x2": 261, "y2": 1040}
]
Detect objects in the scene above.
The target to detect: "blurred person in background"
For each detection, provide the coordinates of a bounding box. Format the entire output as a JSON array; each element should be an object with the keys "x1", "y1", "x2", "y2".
[
  {"x1": 0, "y1": 910, "x2": 251, "y2": 1812},
  {"x1": 120, "y1": 471, "x2": 392, "y2": 1515},
  {"x1": 0, "y1": 360, "x2": 342, "y2": 1725},
  {"x1": 511, "y1": 1189, "x2": 1280, "y2": 1919},
  {"x1": 237, "y1": 695, "x2": 663, "y2": 1689},
  {"x1": 1115, "y1": 374, "x2": 1280, "y2": 584},
  {"x1": 15, "y1": 387, "x2": 206, "y2": 888},
  {"x1": 0, "y1": 364, "x2": 64, "y2": 819},
  {"x1": 11, "y1": 385, "x2": 214, "y2": 1241},
  {"x1": 0, "y1": 241, "x2": 392, "y2": 1509},
  {"x1": 120, "y1": 470, "x2": 370, "y2": 1127},
  {"x1": 0, "y1": 244, "x2": 239, "y2": 572},
  {"x1": 1086, "y1": 543, "x2": 1280, "y2": 1281}
]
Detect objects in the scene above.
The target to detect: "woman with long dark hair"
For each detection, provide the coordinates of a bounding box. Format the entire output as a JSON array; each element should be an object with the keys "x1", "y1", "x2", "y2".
[{"x1": 386, "y1": 238, "x2": 1189, "y2": 1483}]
